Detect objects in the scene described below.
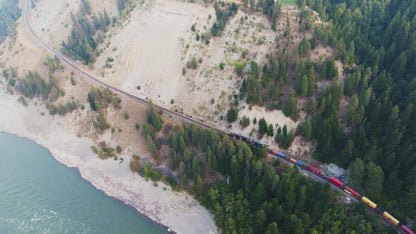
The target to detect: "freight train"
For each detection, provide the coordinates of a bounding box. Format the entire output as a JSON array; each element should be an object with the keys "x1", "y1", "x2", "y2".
[{"x1": 228, "y1": 133, "x2": 414, "y2": 234}]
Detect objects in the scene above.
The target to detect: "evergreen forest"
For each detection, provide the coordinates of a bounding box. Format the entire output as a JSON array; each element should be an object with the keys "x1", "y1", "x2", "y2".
[
  {"x1": 0, "y1": 0, "x2": 21, "y2": 44},
  {"x1": 134, "y1": 103, "x2": 391, "y2": 233},
  {"x1": 232, "y1": 0, "x2": 416, "y2": 224}
]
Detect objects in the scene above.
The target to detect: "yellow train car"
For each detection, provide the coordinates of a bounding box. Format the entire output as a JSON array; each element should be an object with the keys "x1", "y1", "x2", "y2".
[
  {"x1": 361, "y1": 196, "x2": 377, "y2": 209},
  {"x1": 383, "y1": 212, "x2": 399, "y2": 226}
]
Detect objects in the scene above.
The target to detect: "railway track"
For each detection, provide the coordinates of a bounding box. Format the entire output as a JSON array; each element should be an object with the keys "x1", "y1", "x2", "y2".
[
  {"x1": 22, "y1": 1, "x2": 413, "y2": 233},
  {"x1": 23, "y1": 0, "x2": 215, "y2": 132}
]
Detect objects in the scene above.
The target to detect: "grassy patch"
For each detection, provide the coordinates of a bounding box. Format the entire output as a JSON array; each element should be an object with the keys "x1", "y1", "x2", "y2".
[{"x1": 281, "y1": 0, "x2": 297, "y2": 6}]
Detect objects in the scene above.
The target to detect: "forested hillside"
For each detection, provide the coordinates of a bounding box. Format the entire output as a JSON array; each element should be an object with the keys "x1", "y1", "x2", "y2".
[
  {"x1": 0, "y1": 0, "x2": 21, "y2": 44},
  {"x1": 62, "y1": 0, "x2": 135, "y2": 65},
  {"x1": 301, "y1": 0, "x2": 416, "y2": 220},
  {"x1": 131, "y1": 102, "x2": 389, "y2": 233},
  {"x1": 234, "y1": 0, "x2": 416, "y2": 222}
]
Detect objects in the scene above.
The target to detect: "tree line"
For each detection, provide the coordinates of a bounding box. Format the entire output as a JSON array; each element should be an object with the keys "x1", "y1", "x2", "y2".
[
  {"x1": 217, "y1": 0, "x2": 416, "y2": 226},
  {"x1": 61, "y1": 0, "x2": 111, "y2": 65},
  {"x1": 134, "y1": 101, "x2": 390, "y2": 233},
  {"x1": 0, "y1": 0, "x2": 20, "y2": 44},
  {"x1": 297, "y1": 0, "x2": 416, "y2": 223}
]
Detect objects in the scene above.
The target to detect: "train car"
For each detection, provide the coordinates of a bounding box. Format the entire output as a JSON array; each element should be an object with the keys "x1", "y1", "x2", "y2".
[
  {"x1": 382, "y1": 212, "x2": 399, "y2": 226},
  {"x1": 296, "y1": 161, "x2": 303, "y2": 166},
  {"x1": 361, "y1": 196, "x2": 377, "y2": 209},
  {"x1": 344, "y1": 186, "x2": 360, "y2": 199},
  {"x1": 329, "y1": 177, "x2": 344, "y2": 188},
  {"x1": 289, "y1": 158, "x2": 297, "y2": 164},
  {"x1": 271, "y1": 150, "x2": 279, "y2": 155},
  {"x1": 307, "y1": 165, "x2": 322, "y2": 176},
  {"x1": 400, "y1": 224, "x2": 415, "y2": 234},
  {"x1": 277, "y1": 152, "x2": 285, "y2": 158}
]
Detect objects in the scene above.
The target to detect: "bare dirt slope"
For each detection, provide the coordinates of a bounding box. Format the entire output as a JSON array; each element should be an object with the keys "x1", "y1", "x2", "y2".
[
  {"x1": 88, "y1": 0, "x2": 288, "y2": 124},
  {"x1": 26, "y1": 0, "x2": 308, "y2": 137},
  {"x1": 0, "y1": 0, "x2": 218, "y2": 232}
]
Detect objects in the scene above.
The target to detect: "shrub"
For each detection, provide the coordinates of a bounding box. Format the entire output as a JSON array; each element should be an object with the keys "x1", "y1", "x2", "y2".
[
  {"x1": 116, "y1": 145, "x2": 121, "y2": 153},
  {"x1": 226, "y1": 108, "x2": 238, "y2": 122},
  {"x1": 240, "y1": 115, "x2": 250, "y2": 127}
]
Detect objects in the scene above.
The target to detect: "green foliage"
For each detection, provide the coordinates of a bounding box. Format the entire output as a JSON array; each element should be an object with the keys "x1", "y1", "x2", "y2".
[
  {"x1": 258, "y1": 118, "x2": 268, "y2": 135},
  {"x1": 149, "y1": 120, "x2": 389, "y2": 233},
  {"x1": 226, "y1": 108, "x2": 238, "y2": 123},
  {"x1": 124, "y1": 111, "x2": 129, "y2": 119},
  {"x1": 211, "y1": 2, "x2": 238, "y2": 37},
  {"x1": 117, "y1": 0, "x2": 136, "y2": 15},
  {"x1": 239, "y1": 54, "x2": 290, "y2": 112},
  {"x1": 129, "y1": 156, "x2": 141, "y2": 173},
  {"x1": 145, "y1": 135, "x2": 158, "y2": 157},
  {"x1": 300, "y1": 0, "x2": 416, "y2": 218},
  {"x1": 92, "y1": 143, "x2": 115, "y2": 159},
  {"x1": 0, "y1": 0, "x2": 21, "y2": 44},
  {"x1": 302, "y1": 117, "x2": 312, "y2": 140},
  {"x1": 239, "y1": 115, "x2": 250, "y2": 127},
  {"x1": 81, "y1": 0, "x2": 92, "y2": 15},
  {"x1": 146, "y1": 99, "x2": 163, "y2": 132},
  {"x1": 283, "y1": 90, "x2": 299, "y2": 121},
  {"x1": 267, "y1": 124, "x2": 274, "y2": 136},
  {"x1": 294, "y1": 59, "x2": 316, "y2": 97},
  {"x1": 18, "y1": 96, "x2": 28, "y2": 107},
  {"x1": 43, "y1": 55, "x2": 63, "y2": 73},
  {"x1": 94, "y1": 112, "x2": 111, "y2": 131},
  {"x1": 234, "y1": 59, "x2": 246, "y2": 77},
  {"x1": 297, "y1": 36, "x2": 311, "y2": 56},
  {"x1": 46, "y1": 101, "x2": 77, "y2": 115},
  {"x1": 116, "y1": 145, "x2": 122, "y2": 153},
  {"x1": 364, "y1": 162, "x2": 384, "y2": 198},
  {"x1": 62, "y1": 1, "x2": 111, "y2": 65},
  {"x1": 275, "y1": 124, "x2": 294, "y2": 149},
  {"x1": 87, "y1": 88, "x2": 121, "y2": 112},
  {"x1": 70, "y1": 76, "x2": 76, "y2": 86},
  {"x1": 348, "y1": 157, "x2": 365, "y2": 186},
  {"x1": 321, "y1": 58, "x2": 338, "y2": 80},
  {"x1": 16, "y1": 71, "x2": 64, "y2": 101},
  {"x1": 186, "y1": 57, "x2": 198, "y2": 69}
]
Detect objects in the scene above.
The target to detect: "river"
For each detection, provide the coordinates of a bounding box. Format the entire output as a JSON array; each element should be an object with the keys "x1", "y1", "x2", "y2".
[{"x1": 0, "y1": 132, "x2": 168, "y2": 234}]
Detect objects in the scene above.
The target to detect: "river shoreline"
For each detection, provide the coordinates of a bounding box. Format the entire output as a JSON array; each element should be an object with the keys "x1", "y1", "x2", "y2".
[
  {"x1": 0, "y1": 131, "x2": 173, "y2": 233},
  {"x1": 0, "y1": 91, "x2": 217, "y2": 234}
]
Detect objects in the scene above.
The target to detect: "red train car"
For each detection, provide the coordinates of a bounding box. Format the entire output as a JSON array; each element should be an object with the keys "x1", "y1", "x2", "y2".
[
  {"x1": 289, "y1": 158, "x2": 297, "y2": 164},
  {"x1": 329, "y1": 177, "x2": 344, "y2": 188},
  {"x1": 272, "y1": 150, "x2": 279, "y2": 155},
  {"x1": 307, "y1": 165, "x2": 322, "y2": 176},
  {"x1": 400, "y1": 225, "x2": 415, "y2": 234},
  {"x1": 344, "y1": 186, "x2": 360, "y2": 199}
]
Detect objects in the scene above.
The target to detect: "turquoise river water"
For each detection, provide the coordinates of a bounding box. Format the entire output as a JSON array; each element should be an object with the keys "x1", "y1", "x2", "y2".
[{"x1": 0, "y1": 132, "x2": 168, "y2": 234}]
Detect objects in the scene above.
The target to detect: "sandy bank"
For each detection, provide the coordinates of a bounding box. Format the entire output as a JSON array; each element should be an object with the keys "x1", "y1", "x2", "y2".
[{"x1": 0, "y1": 89, "x2": 217, "y2": 234}]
